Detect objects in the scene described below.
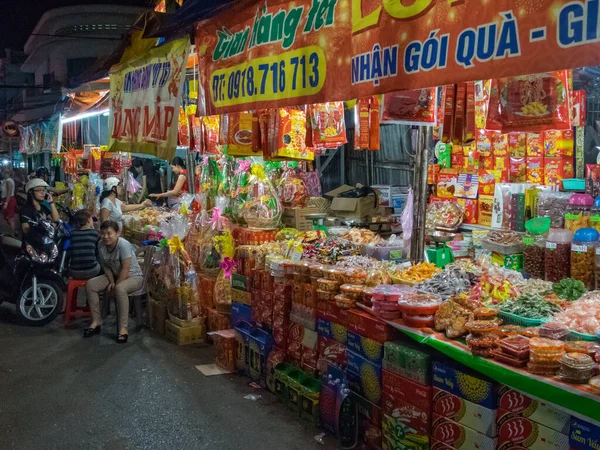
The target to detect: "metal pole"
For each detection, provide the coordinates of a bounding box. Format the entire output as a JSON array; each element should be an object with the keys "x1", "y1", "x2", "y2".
[{"x1": 410, "y1": 126, "x2": 430, "y2": 263}]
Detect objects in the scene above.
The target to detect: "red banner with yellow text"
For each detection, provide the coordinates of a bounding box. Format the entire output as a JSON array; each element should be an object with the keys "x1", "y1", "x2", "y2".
[{"x1": 196, "y1": 0, "x2": 600, "y2": 115}]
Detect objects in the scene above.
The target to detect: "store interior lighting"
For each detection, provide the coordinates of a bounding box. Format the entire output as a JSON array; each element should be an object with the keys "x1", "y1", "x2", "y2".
[{"x1": 60, "y1": 108, "x2": 110, "y2": 124}]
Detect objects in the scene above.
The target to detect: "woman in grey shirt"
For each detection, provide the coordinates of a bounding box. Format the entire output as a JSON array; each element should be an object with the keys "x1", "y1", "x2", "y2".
[{"x1": 84, "y1": 220, "x2": 144, "y2": 343}]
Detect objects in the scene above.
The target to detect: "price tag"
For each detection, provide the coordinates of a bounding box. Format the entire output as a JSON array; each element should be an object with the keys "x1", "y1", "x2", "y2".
[
  {"x1": 523, "y1": 238, "x2": 534, "y2": 245},
  {"x1": 572, "y1": 244, "x2": 588, "y2": 253},
  {"x1": 546, "y1": 242, "x2": 557, "y2": 250}
]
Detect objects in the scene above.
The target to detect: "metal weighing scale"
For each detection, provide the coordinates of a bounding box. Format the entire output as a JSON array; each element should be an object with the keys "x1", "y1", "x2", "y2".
[
  {"x1": 426, "y1": 231, "x2": 455, "y2": 269},
  {"x1": 304, "y1": 213, "x2": 328, "y2": 232}
]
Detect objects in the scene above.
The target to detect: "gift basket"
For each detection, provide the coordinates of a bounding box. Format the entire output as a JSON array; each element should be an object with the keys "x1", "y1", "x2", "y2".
[
  {"x1": 230, "y1": 159, "x2": 251, "y2": 225},
  {"x1": 158, "y1": 214, "x2": 203, "y2": 324},
  {"x1": 242, "y1": 164, "x2": 282, "y2": 229}
]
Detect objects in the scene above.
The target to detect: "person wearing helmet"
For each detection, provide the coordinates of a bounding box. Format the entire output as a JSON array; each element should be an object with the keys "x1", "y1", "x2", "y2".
[
  {"x1": 20, "y1": 178, "x2": 60, "y2": 236},
  {"x1": 99, "y1": 177, "x2": 151, "y2": 230},
  {"x1": 34, "y1": 166, "x2": 68, "y2": 197}
]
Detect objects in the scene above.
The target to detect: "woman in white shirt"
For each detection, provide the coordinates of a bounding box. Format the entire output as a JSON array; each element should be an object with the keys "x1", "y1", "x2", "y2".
[{"x1": 99, "y1": 177, "x2": 151, "y2": 230}]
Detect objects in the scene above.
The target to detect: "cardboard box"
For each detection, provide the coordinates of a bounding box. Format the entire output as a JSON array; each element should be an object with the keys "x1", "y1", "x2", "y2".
[
  {"x1": 165, "y1": 320, "x2": 206, "y2": 345},
  {"x1": 496, "y1": 387, "x2": 570, "y2": 434},
  {"x1": 544, "y1": 129, "x2": 574, "y2": 157},
  {"x1": 383, "y1": 434, "x2": 427, "y2": 450},
  {"x1": 383, "y1": 341, "x2": 431, "y2": 386},
  {"x1": 282, "y1": 206, "x2": 321, "y2": 231},
  {"x1": 372, "y1": 185, "x2": 403, "y2": 207},
  {"x1": 231, "y1": 288, "x2": 252, "y2": 306},
  {"x1": 347, "y1": 309, "x2": 398, "y2": 344},
  {"x1": 527, "y1": 133, "x2": 542, "y2": 157},
  {"x1": 544, "y1": 156, "x2": 574, "y2": 186},
  {"x1": 497, "y1": 412, "x2": 569, "y2": 449},
  {"x1": 382, "y1": 395, "x2": 431, "y2": 435},
  {"x1": 231, "y1": 302, "x2": 252, "y2": 327},
  {"x1": 347, "y1": 330, "x2": 384, "y2": 364},
  {"x1": 509, "y1": 132, "x2": 527, "y2": 157},
  {"x1": 317, "y1": 318, "x2": 347, "y2": 344},
  {"x1": 509, "y1": 157, "x2": 526, "y2": 182},
  {"x1": 456, "y1": 198, "x2": 478, "y2": 224},
  {"x1": 570, "y1": 416, "x2": 600, "y2": 450},
  {"x1": 478, "y1": 195, "x2": 494, "y2": 227},
  {"x1": 430, "y1": 439, "x2": 457, "y2": 449},
  {"x1": 326, "y1": 185, "x2": 378, "y2": 219},
  {"x1": 478, "y1": 169, "x2": 500, "y2": 196},
  {"x1": 454, "y1": 173, "x2": 478, "y2": 198},
  {"x1": 382, "y1": 370, "x2": 432, "y2": 412},
  {"x1": 383, "y1": 415, "x2": 429, "y2": 450},
  {"x1": 432, "y1": 361, "x2": 498, "y2": 409},
  {"x1": 492, "y1": 133, "x2": 509, "y2": 156},
  {"x1": 433, "y1": 387, "x2": 497, "y2": 437},
  {"x1": 437, "y1": 170, "x2": 459, "y2": 198},
  {"x1": 527, "y1": 156, "x2": 544, "y2": 184},
  {"x1": 317, "y1": 335, "x2": 347, "y2": 368},
  {"x1": 431, "y1": 414, "x2": 497, "y2": 450},
  {"x1": 347, "y1": 352, "x2": 383, "y2": 405},
  {"x1": 231, "y1": 273, "x2": 248, "y2": 291},
  {"x1": 318, "y1": 301, "x2": 349, "y2": 325}
]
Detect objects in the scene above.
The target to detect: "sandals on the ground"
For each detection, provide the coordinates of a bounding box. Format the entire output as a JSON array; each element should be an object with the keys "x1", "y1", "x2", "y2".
[
  {"x1": 83, "y1": 326, "x2": 101, "y2": 338},
  {"x1": 116, "y1": 334, "x2": 129, "y2": 344}
]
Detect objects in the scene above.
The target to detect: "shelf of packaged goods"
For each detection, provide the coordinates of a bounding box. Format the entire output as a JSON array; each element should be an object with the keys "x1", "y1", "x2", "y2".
[{"x1": 384, "y1": 319, "x2": 600, "y2": 425}]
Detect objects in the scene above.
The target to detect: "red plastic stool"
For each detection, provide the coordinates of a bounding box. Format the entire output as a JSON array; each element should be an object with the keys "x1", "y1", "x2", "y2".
[{"x1": 64, "y1": 279, "x2": 91, "y2": 327}]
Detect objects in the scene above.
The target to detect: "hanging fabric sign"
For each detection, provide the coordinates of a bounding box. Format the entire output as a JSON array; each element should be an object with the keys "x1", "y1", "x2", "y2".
[
  {"x1": 109, "y1": 38, "x2": 190, "y2": 161},
  {"x1": 196, "y1": 0, "x2": 600, "y2": 115}
]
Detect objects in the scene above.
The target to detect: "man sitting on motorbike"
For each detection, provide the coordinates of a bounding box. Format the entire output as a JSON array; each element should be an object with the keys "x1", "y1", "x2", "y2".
[{"x1": 20, "y1": 179, "x2": 60, "y2": 236}]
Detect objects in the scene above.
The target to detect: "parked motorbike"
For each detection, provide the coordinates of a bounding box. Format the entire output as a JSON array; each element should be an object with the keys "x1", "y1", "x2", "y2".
[{"x1": 0, "y1": 213, "x2": 69, "y2": 326}]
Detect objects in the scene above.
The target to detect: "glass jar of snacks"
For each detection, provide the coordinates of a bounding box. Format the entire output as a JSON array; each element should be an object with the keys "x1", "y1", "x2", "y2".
[
  {"x1": 565, "y1": 194, "x2": 594, "y2": 232},
  {"x1": 545, "y1": 229, "x2": 573, "y2": 282},
  {"x1": 523, "y1": 217, "x2": 551, "y2": 280},
  {"x1": 571, "y1": 228, "x2": 599, "y2": 289}
]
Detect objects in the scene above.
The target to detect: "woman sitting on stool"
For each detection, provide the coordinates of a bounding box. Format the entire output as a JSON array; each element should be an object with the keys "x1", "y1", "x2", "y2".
[{"x1": 84, "y1": 220, "x2": 143, "y2": 343}]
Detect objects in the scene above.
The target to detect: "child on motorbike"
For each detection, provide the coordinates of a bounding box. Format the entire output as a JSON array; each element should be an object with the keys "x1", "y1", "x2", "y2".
[{"x1": 68, "y1": 210, "x2": 100, "y2": 280}]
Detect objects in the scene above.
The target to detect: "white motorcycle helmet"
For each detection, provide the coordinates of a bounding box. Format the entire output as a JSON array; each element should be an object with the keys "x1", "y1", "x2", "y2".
[
  {"x1": 25, "y1": 178, "x2": 49, "y2": 193},
  {"x1": 103, "y1": 177, "x2": 120, "y2": 192}
]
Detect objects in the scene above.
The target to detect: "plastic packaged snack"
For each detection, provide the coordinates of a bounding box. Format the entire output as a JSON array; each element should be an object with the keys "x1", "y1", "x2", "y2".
[
  {"x1": 473, "y1": 307, "x2": 499, "y2": 320},
  {"x1": 317, "y1": 290, "x2": 336, "y2": 302},
  {"x1": 589, "y1": 375, "x2": 600, "y2": 394},
  {"x1": 527, "y1": 361, "x2": 561, "y2": 375},
  {"x1": 566, "y1": 341, "x2": 600, "y2": 356},
  {"x1": 539, "y1": 324, "x2": 570, "y2": 340},
  {"x1": 557, "y1": 352, "x2": 597, "y2": 383},
  {"x1": 316, "y1": 278, "x2": 341, "y2": 292},
  {"x1": 529, "y1": 337, "x2": 566, "y2": 353},
  {"x1": 465, "y1": 320, "x2": 500, "y2": 335},
  {"x1": 340, "y1": 284, "x2": 366, "y2": 300},
  {"x1": 346, "y1": 267, "x2": 368, "y2": 285},
  {"x1": 334, "y1": 294, "x2": 355, "y2": 309},
  {"x1": 309, "y1": 102, "x2": 347, "y2": 149},
  {"x1": 537, "y1": 191, "x2": 572, "y2": 228},
  {"x1": 498, "y1": 325, "x2": 523, "y2": 337},
  {"x1": 471, "y1": 347, "x2": 495, "y2": 358},
  {"x1": 492, "y1": 350, "x2": 529, "y2": 367},
  {"x1": 466, "y1": 333, "x2": 499, "y2": 348},
  {"x1": 323, "y1": 267, "x2": 347, "y2": 282},
  {"x1": 402, "y1": 314, "x2": 435, "y2": 328},
  {"x1": 498, "y1": 336, "x2": 530, "y2": 360}
]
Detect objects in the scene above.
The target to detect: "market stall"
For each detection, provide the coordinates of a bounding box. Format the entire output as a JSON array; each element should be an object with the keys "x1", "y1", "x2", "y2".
[{"x1": 82, "y1": 0, "x2": 600, "y2": 449}]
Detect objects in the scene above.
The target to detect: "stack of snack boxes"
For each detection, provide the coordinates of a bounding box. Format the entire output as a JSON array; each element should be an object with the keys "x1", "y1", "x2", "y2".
[
  {"x1": 570, "y1": 416, "x2": 600, "y2": 450},
  {"x1": 496, "y1": 386, "x2": 570, "y2": 449},
  {"x1": 317, "y1": 302, "x2": 349, "y2": 372},
  {"x1": 430, "y1": 130, "x2": 574, "y2": 227},
  {"x1": 345, "y1": 309, "x2": 399, "y2": 450},
  {"x1": 431, "y1": 360, "x2": 498, "y2": 450},
  {"x1": 381, "y1": 342, "x2": 432, "y2": 450}
]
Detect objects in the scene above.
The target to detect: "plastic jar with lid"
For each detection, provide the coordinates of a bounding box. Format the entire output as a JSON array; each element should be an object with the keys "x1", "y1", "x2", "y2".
[
  {"x1": 565, "y1": 194, "x2": 594, "y2": 232},
  {"x1": 571, "y1": 228, "x2": 599, "y2": 289},
  {"x1": 591, "y1": 196, "x2": 600, "y2": 233},
  {"x1": 545, "y1": 229, "x2": 573, "y2": 282},
  {"x1": 523, "y1": 217, "x2": 551, "y2": 279}
]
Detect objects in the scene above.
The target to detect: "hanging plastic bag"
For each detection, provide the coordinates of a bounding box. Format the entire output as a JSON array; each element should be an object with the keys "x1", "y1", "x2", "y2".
[
  {"x1": 279, "y1": 162, "x2": 309, "y2": 208},
  {"x1": 401, "y1": 188, "x2": 414, "y2": 259},
  {"x1": 127, "y1": 172, "x2": 141, "y2": 194}
]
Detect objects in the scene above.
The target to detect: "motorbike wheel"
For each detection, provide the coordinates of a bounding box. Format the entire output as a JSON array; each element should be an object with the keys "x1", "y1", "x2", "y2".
[{"x1": 15, "y1": 279, "x2": 62, "y2": 326}]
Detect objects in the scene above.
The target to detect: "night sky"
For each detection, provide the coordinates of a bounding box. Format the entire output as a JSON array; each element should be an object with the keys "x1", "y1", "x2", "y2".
[{"x1": 0, "y1": 0, "x2": 153, "y2": 50}]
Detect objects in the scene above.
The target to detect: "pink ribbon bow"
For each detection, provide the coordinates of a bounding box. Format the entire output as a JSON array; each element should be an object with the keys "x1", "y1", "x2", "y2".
[
  {"x1": 220, "y1": 257, "x2": 237, "y2": 279},
  {"x1": 209, "y1": 207, "x2": 228, "y2": 231},
  {"x1": 233, "y1": 160, "x2": 251, "y2": 175}
]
